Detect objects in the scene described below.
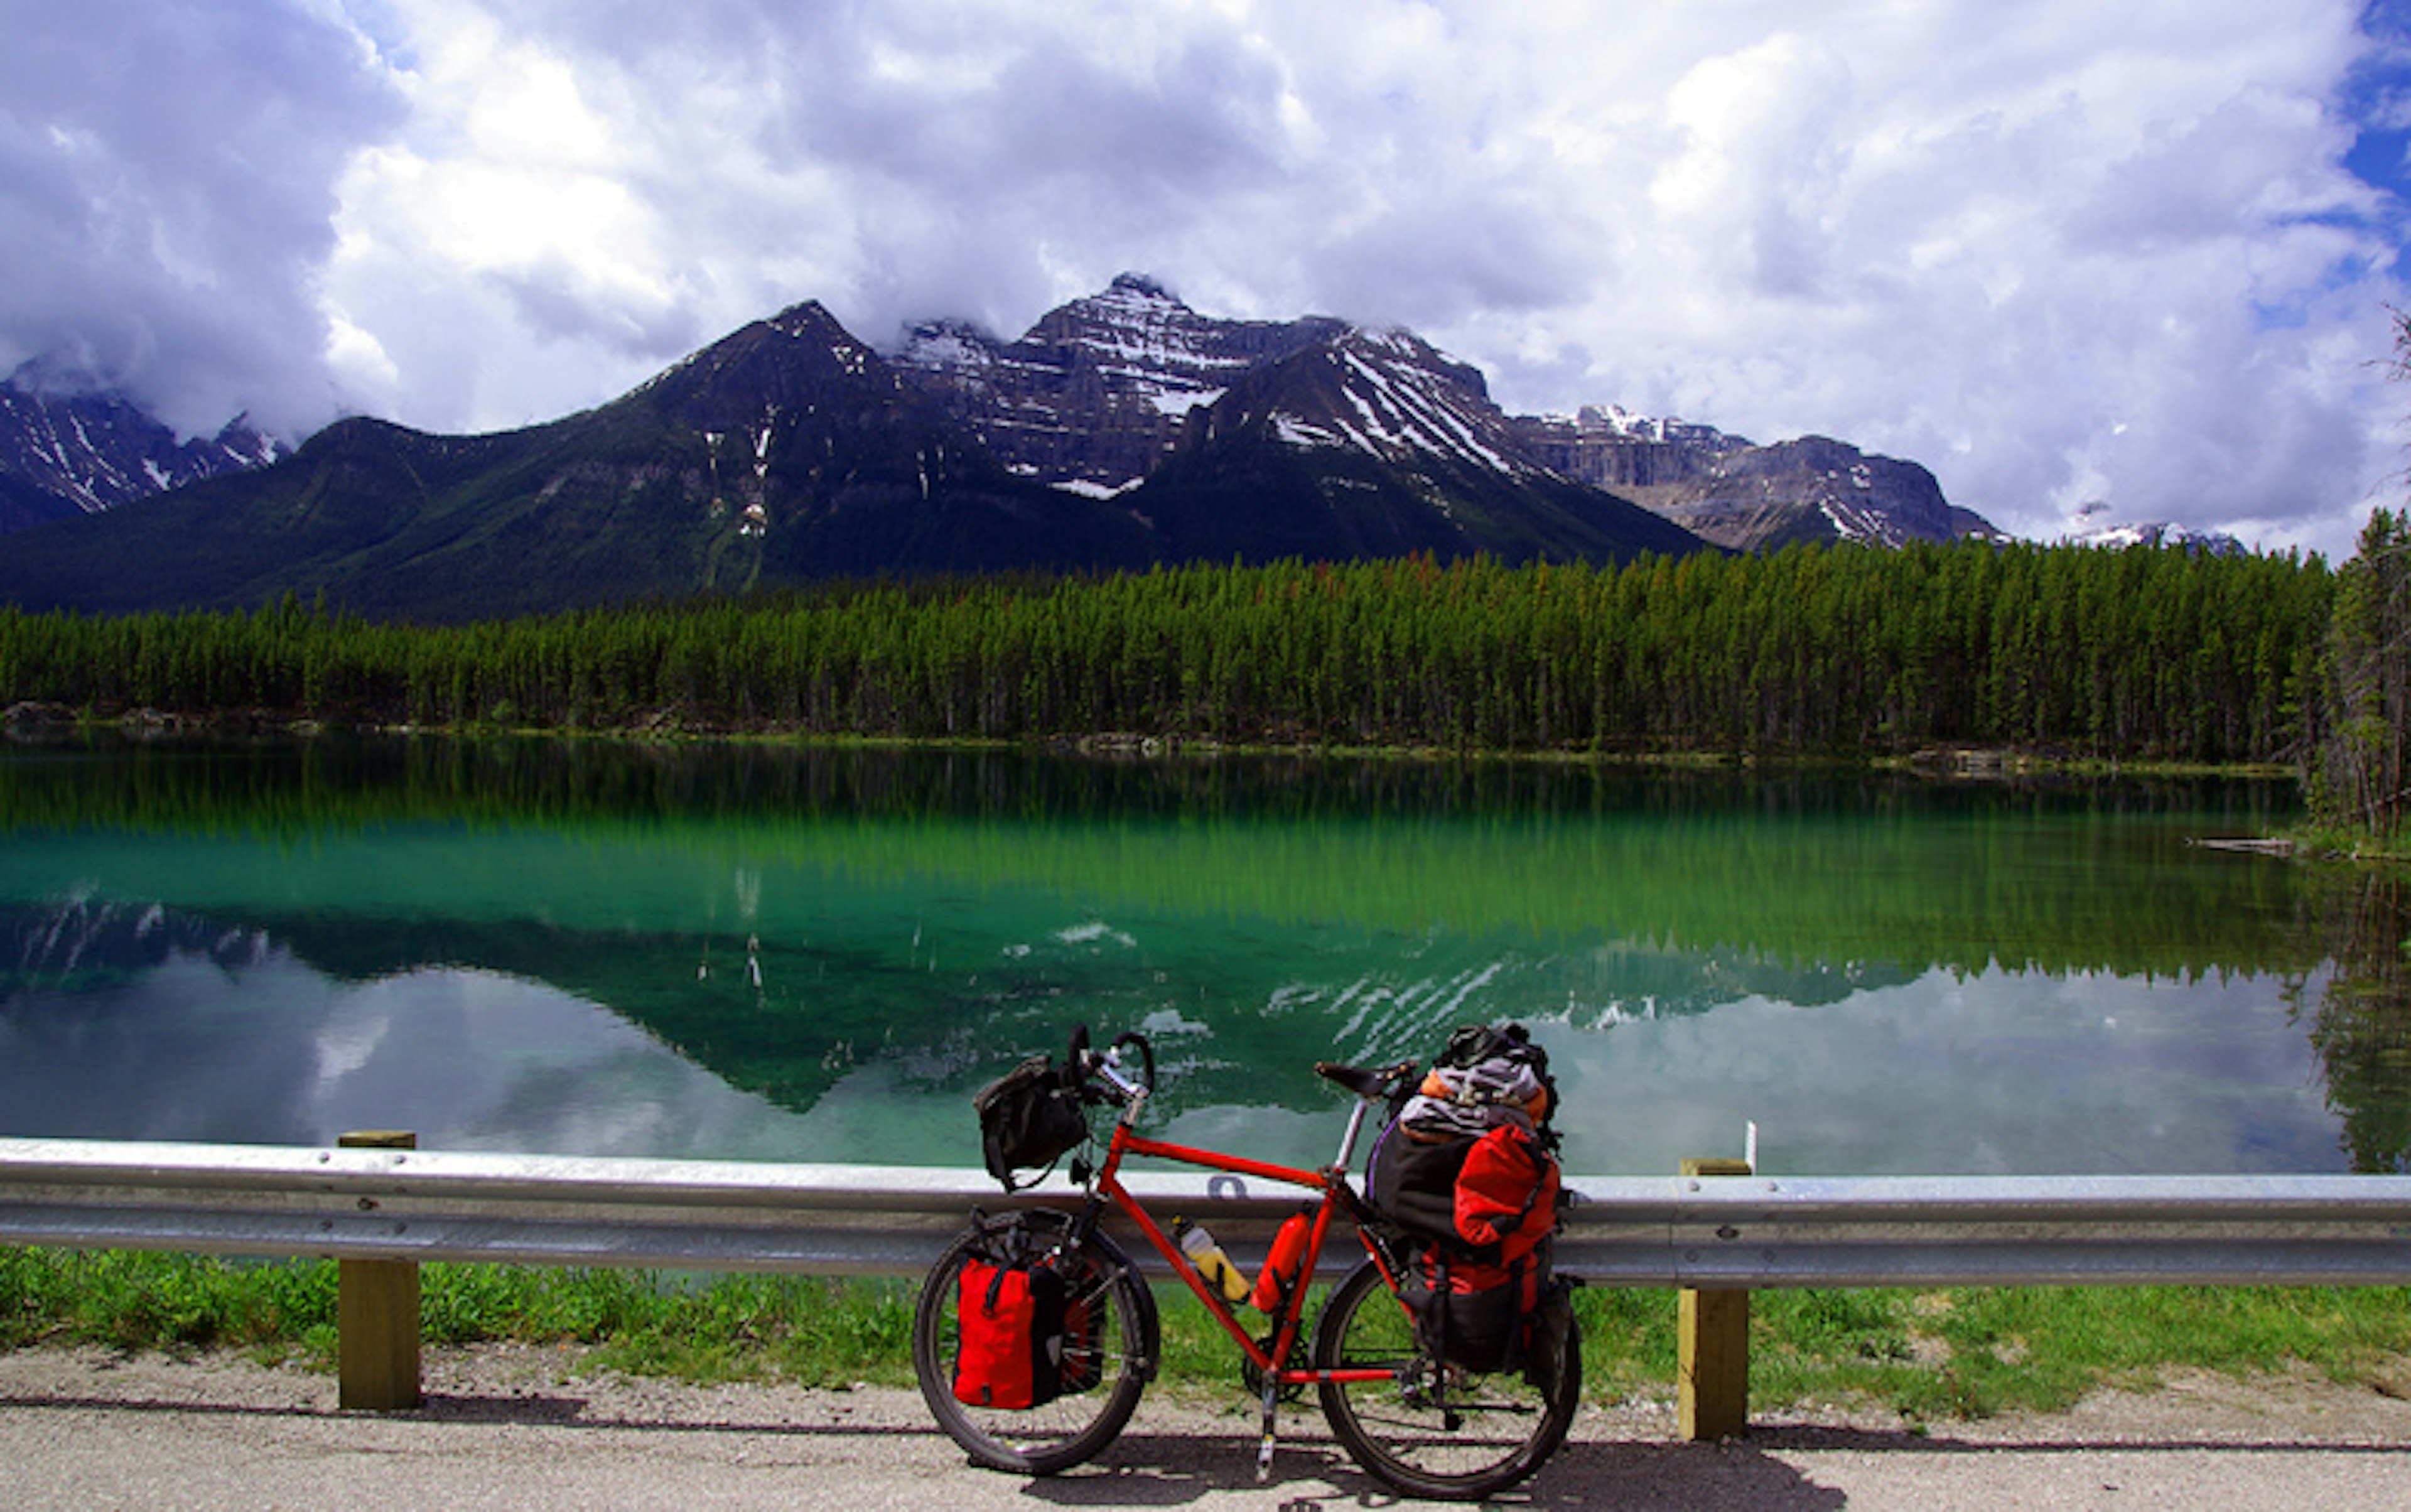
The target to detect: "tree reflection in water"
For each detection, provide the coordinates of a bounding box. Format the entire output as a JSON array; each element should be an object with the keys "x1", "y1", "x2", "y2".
[{"x1": 2297, "y1": 867, "x2": 2411, "y2": 1173}]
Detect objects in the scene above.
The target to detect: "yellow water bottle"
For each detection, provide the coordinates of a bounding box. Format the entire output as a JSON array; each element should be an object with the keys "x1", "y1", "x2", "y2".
[{"x1": 1173, "y1": 1218, "x2": 1251, "y2": 1305}]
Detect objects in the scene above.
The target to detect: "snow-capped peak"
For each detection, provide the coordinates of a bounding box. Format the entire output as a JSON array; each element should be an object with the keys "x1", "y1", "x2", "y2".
[
  {"x1": 1261, "y1": 327, "x2": 1537, "y2": 476},
  {"x1": 1, "y1": 371, "x2": 284, "y2": 521},
  {"x1": 888, "y1": 273, "x2": 1342, "y2": 497},
  {"x1": 2061, "y1": 518, "x2": 2245, "y2": 555}
]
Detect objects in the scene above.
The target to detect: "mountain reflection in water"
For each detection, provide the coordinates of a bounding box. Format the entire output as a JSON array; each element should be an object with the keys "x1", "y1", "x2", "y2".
[{"x1": 3, "y1": 736, "x2": 2390, "y2": 1174}]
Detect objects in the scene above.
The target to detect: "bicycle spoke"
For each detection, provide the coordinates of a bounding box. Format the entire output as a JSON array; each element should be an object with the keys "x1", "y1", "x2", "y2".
[
  {"x1": 1313, "y1": 1257, "x2": 1580, "y2": 1501},
  {"x1": 912, "y1": 1210, "x2": 1153, "y2": 1476}
]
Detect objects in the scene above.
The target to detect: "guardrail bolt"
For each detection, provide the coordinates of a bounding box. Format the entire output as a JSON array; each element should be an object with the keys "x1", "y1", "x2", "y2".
[{"x1": 337, "y1": 1130, "x2": 421, "y2": 1411}]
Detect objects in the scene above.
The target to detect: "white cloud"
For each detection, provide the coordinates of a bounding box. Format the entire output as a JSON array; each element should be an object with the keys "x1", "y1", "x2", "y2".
[
  {"x1": 3, "y1": 0, "x2": 2405, "y2": 551},
  {"x1": 0, "y1": 0, "x2": 404, "y2": 435}
]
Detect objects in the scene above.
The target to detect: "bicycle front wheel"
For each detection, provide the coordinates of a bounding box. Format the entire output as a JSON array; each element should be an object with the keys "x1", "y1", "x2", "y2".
[
  {"x1": 1312, "y1": 1256, "x2": 1581, "y2": 1501},
  {"x1": 912, "y1": 1208, "x2": 1156, "y2": 1476}
]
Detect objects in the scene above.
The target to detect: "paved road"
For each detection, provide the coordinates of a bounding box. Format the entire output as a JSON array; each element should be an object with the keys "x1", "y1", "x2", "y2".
[{"x1": 6, "y1": 1347, "x2": 2410, "y2": 1509}]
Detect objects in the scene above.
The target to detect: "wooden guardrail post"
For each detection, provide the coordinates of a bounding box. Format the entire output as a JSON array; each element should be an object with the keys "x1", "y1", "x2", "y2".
[
  {"x1": 1678, "y1": 1155, "x2": 1754, "y2": 1440},
  {"x1": 337, "y1": 1130, "x2": 421, "y2": 1410}
]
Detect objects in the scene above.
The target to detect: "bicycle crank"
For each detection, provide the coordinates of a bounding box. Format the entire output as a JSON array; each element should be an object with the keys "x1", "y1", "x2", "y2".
[{"x1": 1238, "y1": 1332, "x2": 1307, "y2": 1404}]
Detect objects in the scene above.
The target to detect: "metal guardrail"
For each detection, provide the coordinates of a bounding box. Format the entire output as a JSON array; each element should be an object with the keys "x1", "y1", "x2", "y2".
[{"x1": 7, "y1": 1137, "x2": 2411, "y2": 1288}]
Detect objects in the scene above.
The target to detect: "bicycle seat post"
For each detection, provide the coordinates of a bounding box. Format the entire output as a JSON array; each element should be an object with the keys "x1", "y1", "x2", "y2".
[
  {"x1": 1316, "y1": 1059, "x2": 1413, "y2": 1172},
  {"x1": 1332, "y1": 1096, "x2": 1371, "y2": 1172}
]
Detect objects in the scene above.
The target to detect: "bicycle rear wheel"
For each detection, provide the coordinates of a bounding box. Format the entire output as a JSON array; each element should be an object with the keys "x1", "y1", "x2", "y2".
[
  {"x1": 1312, "y1": 1256, "x2": 1580, "y2": 1501},
  {"x1": 913, "y1": 1208, "x2": 1156, "y2": 1475}
]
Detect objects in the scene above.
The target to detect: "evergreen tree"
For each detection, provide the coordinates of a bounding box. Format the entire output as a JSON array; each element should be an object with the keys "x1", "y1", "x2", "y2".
[{"x1": 2313, "y1": 506, "x2": 2411, "y2": 842}]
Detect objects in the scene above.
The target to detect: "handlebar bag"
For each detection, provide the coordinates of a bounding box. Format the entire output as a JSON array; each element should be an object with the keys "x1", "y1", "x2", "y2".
[{"x1": 974, "y1": 1054, "x2": 1088, "y2": 1191}]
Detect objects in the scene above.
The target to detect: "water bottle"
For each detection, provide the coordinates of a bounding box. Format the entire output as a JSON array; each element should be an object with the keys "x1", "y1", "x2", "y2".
[
  {"x1": 1248, "y1": 1208, "x2": 1313, "y2": 1313},
  {"x1": 1173, "y1": 1218, "x2": 1251, "y2": 1305}
]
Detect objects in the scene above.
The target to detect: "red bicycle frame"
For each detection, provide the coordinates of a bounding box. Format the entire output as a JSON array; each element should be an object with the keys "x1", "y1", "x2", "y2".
[{"x1": 1089, "y1": 1076, "x2": 1406, "y2": 1391}]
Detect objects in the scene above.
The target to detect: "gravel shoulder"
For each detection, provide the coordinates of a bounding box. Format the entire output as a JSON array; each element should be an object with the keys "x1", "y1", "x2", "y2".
[{"x1": 5, "y1": 1342, "x2": 2410, "y2": 1510}]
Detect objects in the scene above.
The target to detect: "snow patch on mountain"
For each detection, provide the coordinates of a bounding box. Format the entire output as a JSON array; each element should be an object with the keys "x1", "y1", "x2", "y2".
[
  {"x1": 1, "y1": 368, "x2": 285, "y2": 528},
  {"x1": 2063, "y1": 519, "x2": 2246, "y2": 554},
  {"x1": 1145, "y1": 385, "x2": 1224, "y2": 417},
  {"x1": 1263, "y1": 329, "x2": 1538, "y2": 478},
  {"x1": 1057, "y1": 477, "x2": 1141, "y2": 500},
  {"x1": 889, "y1": 273, "x2": 1342, "y2": 497}
]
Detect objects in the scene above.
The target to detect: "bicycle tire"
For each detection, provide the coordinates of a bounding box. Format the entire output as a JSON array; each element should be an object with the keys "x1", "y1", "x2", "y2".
[
  {"x1": 1312, "y1": 1256, "x2": 1582, "y2": 1501},
  {"x1": 913, "y1": 1208, "x2": 1156, "y2": 1476}
]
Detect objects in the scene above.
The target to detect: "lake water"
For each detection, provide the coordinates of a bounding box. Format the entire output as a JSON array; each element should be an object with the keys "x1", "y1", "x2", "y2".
[{"x1": 3, "y1": 737, "x2": 2401, "y2": 1177}]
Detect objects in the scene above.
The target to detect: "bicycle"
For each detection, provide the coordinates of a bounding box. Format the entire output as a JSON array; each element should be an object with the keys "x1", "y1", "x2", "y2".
[{"x1": 910, "y1": 1026, "x2": 1583, "y2": 1501}]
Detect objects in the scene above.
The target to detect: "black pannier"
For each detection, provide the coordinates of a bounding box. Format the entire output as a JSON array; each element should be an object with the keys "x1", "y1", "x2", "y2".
[
  {"x1": 1401, "y1": 1243, "x2": 1554, "y2": 1375},
  {"x1": 974, "y1": 1052, "x2": 1089, "y2": 1192},
  {"x1": 1369, "y1": 1121, "x2": 1477, "y2": 1241},
  {"x1": 1365, "y1": 1021, "x2": 1570, "y2": 1378}
]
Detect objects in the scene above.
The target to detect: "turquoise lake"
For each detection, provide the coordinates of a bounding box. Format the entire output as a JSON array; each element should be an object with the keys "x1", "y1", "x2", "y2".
[{"x1": 3, "y1": 737, "x2": 2401, "y2": 1177}]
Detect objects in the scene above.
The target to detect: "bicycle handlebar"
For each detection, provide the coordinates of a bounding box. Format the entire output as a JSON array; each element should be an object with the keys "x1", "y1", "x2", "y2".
[
  {"x1": 1109, "y1": 1030, "x2": 1156, "y2": 1095},
  {"x1": 1065, "y1": 1020, "x2": 1156, "y2": 1106}
]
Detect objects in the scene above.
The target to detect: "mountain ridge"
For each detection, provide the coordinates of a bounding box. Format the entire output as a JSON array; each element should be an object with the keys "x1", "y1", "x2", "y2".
[
  {"x1": 892, "y1": 272, "x2": 1349, "y2": 497},
  {"x1": 0, "y1": 277, "x2": 2036, "y2": 620},
  {"x1": 0, "y1": 368, "x2": 283, "y2": 534},
  {"x1": 1126, "y1": 323, "x2": 1703, "y2": 564},
  {"x1": 0, "y1": 303, "x2": 1160, "y2": 620}
]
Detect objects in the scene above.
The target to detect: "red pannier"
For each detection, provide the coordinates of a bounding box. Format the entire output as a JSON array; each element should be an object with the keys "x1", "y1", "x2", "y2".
[
  {"x1": 952, "y1": 1253, "x2": 1069, "y2": 1410},
  {"x1": 1455, "y1": 1123, "x2": 1560, "y2": 1258}
]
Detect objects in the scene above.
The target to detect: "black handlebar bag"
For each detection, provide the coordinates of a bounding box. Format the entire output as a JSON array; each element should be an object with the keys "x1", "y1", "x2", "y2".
[{"x1": 974, "y1": 1054, "x2": 1088, "y2": 1192}]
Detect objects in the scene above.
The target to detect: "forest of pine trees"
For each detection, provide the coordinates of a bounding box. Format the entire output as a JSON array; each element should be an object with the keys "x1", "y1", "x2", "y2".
[
  {"x1": 0, "y1": 539, "x2": 2340, "y2": 765},
  {"x1": 2312, "y1": 507, "x2": 2411, "y2": 840}
]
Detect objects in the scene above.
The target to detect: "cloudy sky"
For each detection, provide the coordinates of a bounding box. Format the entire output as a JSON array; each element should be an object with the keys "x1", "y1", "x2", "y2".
[{"x1": 6, "y1": 0, "x2": 2411, "y2": 552}]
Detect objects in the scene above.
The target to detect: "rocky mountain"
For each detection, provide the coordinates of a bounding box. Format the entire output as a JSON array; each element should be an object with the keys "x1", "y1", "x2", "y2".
[
  {"x1": 0, "y1": 303, "x2": 1157, "y2": 621},
  {"x1": 0, "y1": 285, "x2": 1715, "y2": 620},
  {"x1": 1512, "y1": 406, "x2": 1999, "y2": 551},
  {"x1": 895, "y1": 281, "x2": 2000, "y2": 556},
  {"x1": 892, "y1": 273, "x2": 1346, "y2": 497},
  {"x1": 892, "y1": 275, "x2": 1698, "y2": 563},
  {"x1": 1619, "y1": 435, "x2": 2004, "y2": 551},
  {"x1": 1126, "y1": 326, "x2": 1703, "y2": 564},
  {"x1": 0, "y1": 367, "x2": 282, "y2": 536},
  {"x1": 3, "y1": 274, "x2": 2007, "y2": 583},
  {"x1": 1511, "y1": 404, "x2": 1754, "y2": 490},
  {"x1": 1, "y1": 275, "x2": 2026, "y2": 621}
]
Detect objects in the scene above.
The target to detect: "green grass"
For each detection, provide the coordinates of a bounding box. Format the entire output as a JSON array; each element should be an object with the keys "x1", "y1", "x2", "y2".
[
  {"x1": 8, "y1": 1249, "x2": 2408, "y2": 1418},
  {"x1": 0, "y1": 1250, "x2": 917, "y2": 1387},
  {"x1": 1732, "y1": 1285, "x2": 2411, "y2": 1421}
]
